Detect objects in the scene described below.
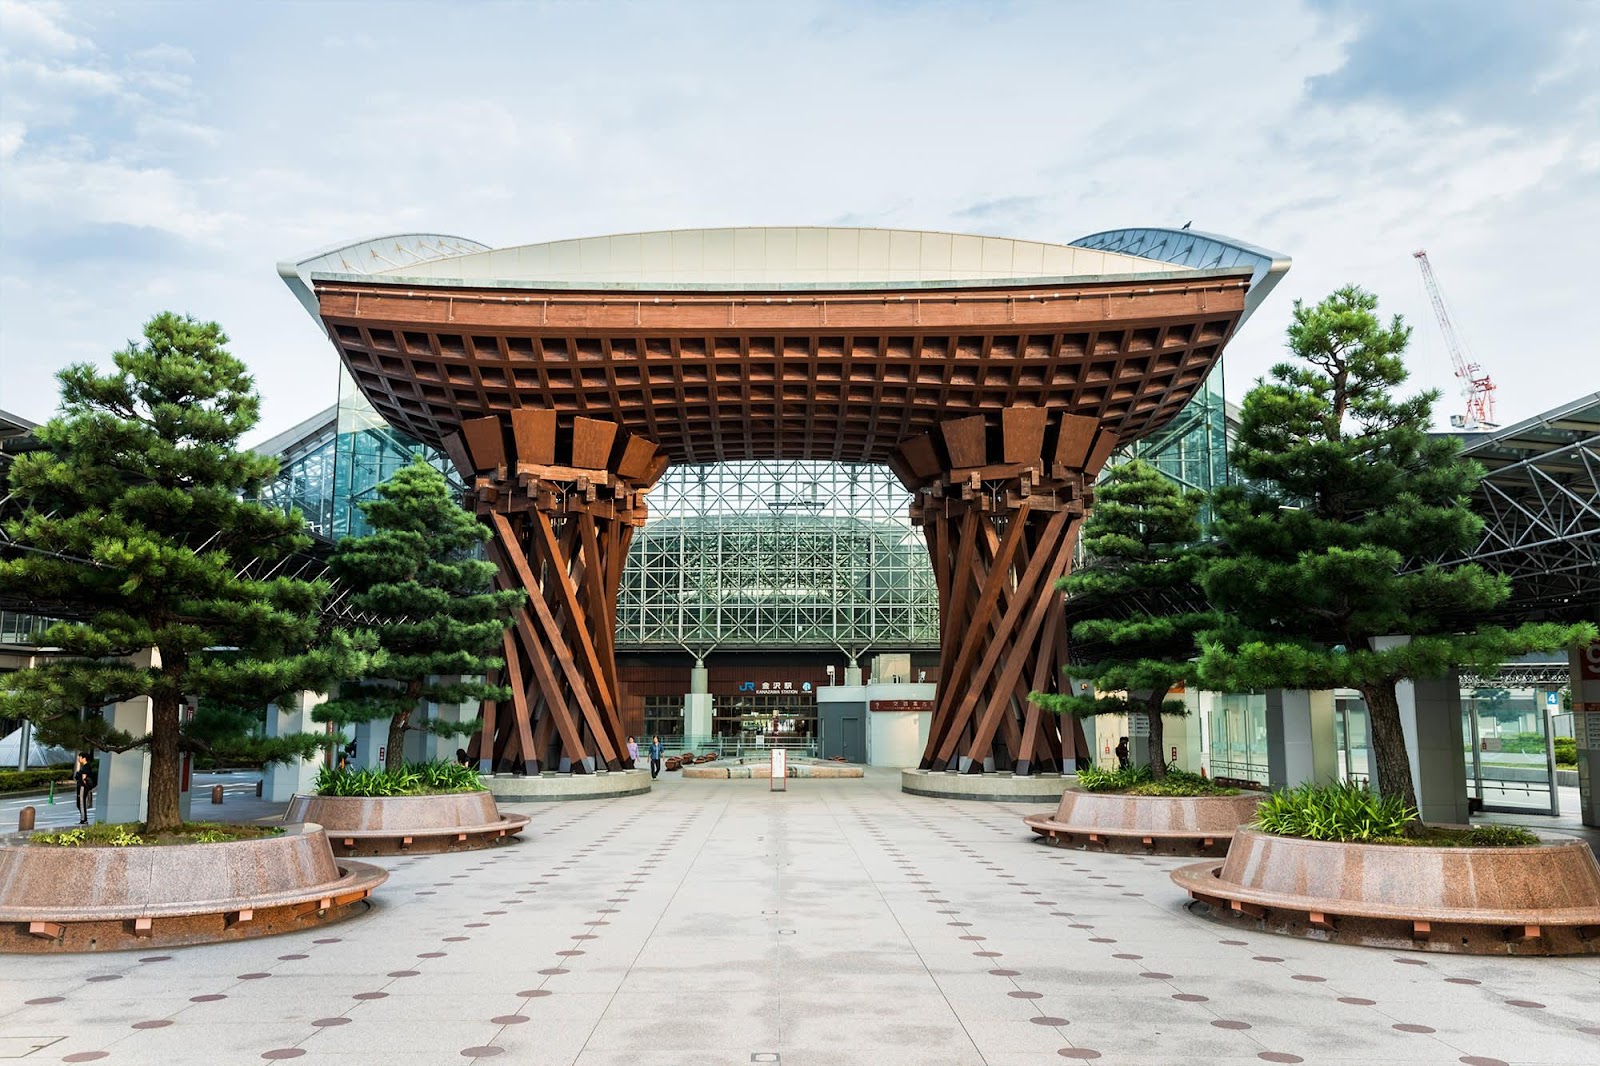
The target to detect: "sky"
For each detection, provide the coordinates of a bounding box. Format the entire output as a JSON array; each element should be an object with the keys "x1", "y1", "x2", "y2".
[{"x1": 1, "y1": 0, "x2": 1596, "y2": 444}]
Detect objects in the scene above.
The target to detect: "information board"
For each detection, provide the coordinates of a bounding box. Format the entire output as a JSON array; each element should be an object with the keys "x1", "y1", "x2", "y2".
[{"x1": 770, "y1": 747, "x2": 787, "y2": 791}]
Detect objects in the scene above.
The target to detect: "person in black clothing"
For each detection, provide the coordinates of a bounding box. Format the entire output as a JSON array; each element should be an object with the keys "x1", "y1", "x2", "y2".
[
  {"x1": 648, "y1": 735, "x2": 664, "y2": 779},
  {"x1": 1114, "y1": 736, "x2": 1131, "y2": 770},
  {"x1": 72, "y1": 751, "x2": 96, "y2": 825}
]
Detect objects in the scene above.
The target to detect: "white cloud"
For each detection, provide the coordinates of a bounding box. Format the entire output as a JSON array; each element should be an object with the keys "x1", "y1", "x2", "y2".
[
  {"x1": 0, "y1": 0, "x2": 85, "y2": 53},
  {"x1": 1, "y1": 0, "x2": 1595, "y2": 437}
]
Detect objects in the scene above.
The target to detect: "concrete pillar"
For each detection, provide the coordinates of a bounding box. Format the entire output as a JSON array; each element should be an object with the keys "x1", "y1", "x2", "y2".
[
  {"x1": 97, "y1": 694, "x2": 152, "y2": 825},
  {"x1": 1570, "y1": 644, "x2": 1600, "y2": 828},
  {"x1": 1264, "y1": 689, "x2": 1338, "y2": 789},
  {"x1": 1369, "y1": 637, "x2": 1471, "y2": 824},
  {"x1": 844, "y1": 659, "x2": 864, "y2": 687},
  {"x1": 684, "y1": 660, "x2": 712, "y2": 741},
  {"x1": 262, "y1": 691, "x2": 328, "y2": 801},
  {"x1": 351, "y1": 719, "x2": 388, "y2": 770}
]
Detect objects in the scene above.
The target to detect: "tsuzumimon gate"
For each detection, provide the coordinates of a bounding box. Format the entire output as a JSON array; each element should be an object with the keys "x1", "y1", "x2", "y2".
[{"x1": 281, "y1": 226, "x2": 1287, "y2": 777}]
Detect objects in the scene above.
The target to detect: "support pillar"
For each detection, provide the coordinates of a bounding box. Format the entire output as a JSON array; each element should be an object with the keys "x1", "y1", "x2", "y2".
[
  {"x1": 447, "y1": 412, "x2": 668, "y2": 777},
  {"x1": 1265, "y1": 689, "x2": 1338, "y2": 789},
  {"x1": 684, "y1": 660, "x2": 712, "y2": 742},
  {"x1": 900, "y1": 409, "x2": 1112, "y2": 775},
  {"x1": 351, "y1": 719, "x2": 387, "y2": 771},
  {"x1": 263, "y1": 691, "x2": 328, "y2": 802},
  {"x1": 97, "y1": 693, "x2": 151, "y2": 825},
  {"x1": 1570, "y1": 644, "x2": 1600, "y2": 828},
  {"x1": 844, "y1": 660, "x2": 863, "y2": 687},
  {"x1": 1368, "y1": 636, "x2": 1470, "y2": 823}
]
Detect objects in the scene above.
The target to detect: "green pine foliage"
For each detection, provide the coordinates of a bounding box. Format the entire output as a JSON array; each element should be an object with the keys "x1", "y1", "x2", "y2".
[
  {"x1": 0, "y1": 313, "x2": 371, "y2": 831},
  {"x1": 313, "y1": 458, "x2": 523, "y2": 771},
  {"x1": 1197, "y1": 287, "x2": 1596, "y2": 822},
  {"x1": 1031, "y1": 459, "x2": 1215, "y2": 779}
]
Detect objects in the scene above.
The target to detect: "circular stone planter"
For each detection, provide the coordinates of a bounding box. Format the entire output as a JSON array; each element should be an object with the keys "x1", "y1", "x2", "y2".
[
  {"x1": 1171, "y1": 827, "x2": 1600, "y2": 955},
  {"x1": 1023, "y1": 788, "x2": 1264, "y2": 856},
  {"x1": 901, "y1": 768, "x2": 1077, "y2": 802},
  {"x1": 683, "y1": 758, "x2": 864, "y2": 779},
  {"x1": 284, "y1": 791, "x2": 529, "y2": 857},
  {"x1": 0, "y1": 822, "x2": 386, "y2": 953},
  {"x1": 485, "y1": 768, "x2": 651, "y2": 802}
]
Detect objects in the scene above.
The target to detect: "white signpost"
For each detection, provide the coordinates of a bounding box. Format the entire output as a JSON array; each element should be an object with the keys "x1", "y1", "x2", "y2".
[{"x1": 770, "y1": 747, "x2": 787, "y2": 792}]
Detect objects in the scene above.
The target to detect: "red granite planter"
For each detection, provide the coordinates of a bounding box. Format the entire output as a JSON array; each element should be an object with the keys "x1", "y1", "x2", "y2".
[
  {"x1": 1172, "y1": 827, "x2": 1600, "y2": 955},
  {"x1": 284, "y1": 791, "x2": 529, "y2": 856},
  {"x1": 0, "y1": 822, "x2": 386, "y2": 953},
  {"x1": 1023, "y1": 788, "x2": 1263, "y2": 856}
]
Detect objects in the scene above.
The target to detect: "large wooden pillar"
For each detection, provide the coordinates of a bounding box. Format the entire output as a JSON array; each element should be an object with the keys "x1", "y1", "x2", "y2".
[
  {"x1": 444, "y1": 412, "x2": 667, "y2": 774},
  {"x1": 891, "y1": 408, "x2": 1119, "y2": 775}
]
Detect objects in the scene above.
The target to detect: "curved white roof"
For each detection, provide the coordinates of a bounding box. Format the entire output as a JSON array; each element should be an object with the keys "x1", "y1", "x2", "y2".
[{"x1": 356, "y1": 226, "x2": 1186, "y2": 289}]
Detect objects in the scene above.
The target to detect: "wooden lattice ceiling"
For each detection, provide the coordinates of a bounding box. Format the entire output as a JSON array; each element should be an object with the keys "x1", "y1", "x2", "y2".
[{"x1": 314, "y1": 274, "x2": 1250, "y2": 464}]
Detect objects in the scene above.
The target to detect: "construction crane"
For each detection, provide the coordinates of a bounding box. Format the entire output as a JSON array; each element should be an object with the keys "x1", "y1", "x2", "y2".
[{"x1": 1413, "y1": 249, "x2": 1497, "y2": 429}]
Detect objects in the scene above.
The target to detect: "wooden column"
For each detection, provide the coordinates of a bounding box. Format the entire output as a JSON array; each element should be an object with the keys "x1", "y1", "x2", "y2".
[
  {"x1": 893, "y1": 409, "x2": 1118, "y2": 775},
  {"x1": 445, "y1": 413, "x2": 667, "y2": 775}
]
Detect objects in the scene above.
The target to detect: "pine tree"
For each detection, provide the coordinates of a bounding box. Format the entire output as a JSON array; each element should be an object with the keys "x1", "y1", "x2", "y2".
[
  {"x1": 0, "y1": 313, "x2": 368, "y2": 832},
  {"x1": 1197, "y1": 286, "x2": 1594, "y2": 819},
  {"x1": 1032, "y1": 460, "x2": 1213, "y2": 779},
  {"x1": 313, "y1": 458, "x2": 523, "y2": 771}
]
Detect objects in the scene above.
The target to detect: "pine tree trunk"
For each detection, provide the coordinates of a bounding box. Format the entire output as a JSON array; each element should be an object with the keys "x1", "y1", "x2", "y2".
[
  {"x1": 1145, "y1": 698, "x2": 1167, "y2": 781},
  {"x1": 1358, "y1": 681, "x2": 1420, "y2": 821},
  {"x1": 386, "y1": 709, "x2": 410, "y2": 773},
  {"x1": 146, "y1": 691, "x2": 183, "y2": 833}
]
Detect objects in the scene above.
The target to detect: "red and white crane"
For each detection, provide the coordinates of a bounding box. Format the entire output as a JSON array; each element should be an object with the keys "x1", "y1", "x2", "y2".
[{"x1": 1413, "y1": 249, "x2": 1497, "y2": 429}]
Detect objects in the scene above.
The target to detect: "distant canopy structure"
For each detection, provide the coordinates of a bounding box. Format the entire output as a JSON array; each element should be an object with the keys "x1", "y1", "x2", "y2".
[{"x1": 282, "y1": 227, "x2": 1287, "y2": 775}]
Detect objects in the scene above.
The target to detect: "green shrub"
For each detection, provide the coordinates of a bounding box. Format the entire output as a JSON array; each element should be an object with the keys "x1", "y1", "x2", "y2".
[
  {"x1": 1554, "y1": 737, "x2": 1576, "y2": 767},
  {"x1": 1077, "y1": 762, "x2": 1237, "y2": 796},
  {"x1": 1254, "y1": 782, "x2": 1416, "y2": 842},
  {"x1": 1463, "y1": 824, "x2": 1540, "y2": 847},
  {"x1": 314, "y1": 760, "x2": 483, "y2": 797},
  {"x1": 0, "y1": 767, "x2": 75, "y2": 795},
  {"x1": 31, "y1": 822, "x2": 282, "y2": 847}
]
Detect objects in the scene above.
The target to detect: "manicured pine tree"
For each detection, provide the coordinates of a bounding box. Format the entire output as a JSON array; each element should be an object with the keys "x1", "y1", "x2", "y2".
[
  {"x1": 314, "y1": 458, "x2": 523, "y2": 772},
  {"x1": 0, "y1": 313, "x2": 369, "y2": 832},
  {"x1": 1197, "y1": 286, "x2": 1594, "y2": 819},
  {"x1": 1031, "y1": 459, "x2": 1214, "y2": 779}
]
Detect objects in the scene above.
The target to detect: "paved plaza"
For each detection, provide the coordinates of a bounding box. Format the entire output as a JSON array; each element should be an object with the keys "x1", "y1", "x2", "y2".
[{"x1": 3, "y1": 770, "x2": 1598, "y2": 1066}]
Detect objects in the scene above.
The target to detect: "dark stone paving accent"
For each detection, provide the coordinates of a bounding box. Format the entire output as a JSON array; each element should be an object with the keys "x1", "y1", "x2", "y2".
[
  {"x1": 1056, "y1": 1051, "x2": 1101, "y2": 1060},
  {"x1": 311, "y1": 1018, "x2": 351, "y2": 1027},
  {"x1": 1031, "y1": 1016, "x2": 1069, "y2": 1025},
  {"x1": 1338, "y1": 997, "x2": 1376, "y2": 1006},
  {"x1": 1394, "y1": 1023, "x2": 1437, "y2": 1033},
  {"x1": 1212, "y1": 1020, "x2": 1252, "y2": 1030}
]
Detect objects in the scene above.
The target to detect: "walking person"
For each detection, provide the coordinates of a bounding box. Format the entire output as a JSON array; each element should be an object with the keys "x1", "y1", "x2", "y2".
[
  {"x1": 1114, "y1": 736, "x2": 1130, "y2": 770},
  {"x1": 626, "y1": 735, "x2": 639, "y2": 768},
  {"x1": 72, "y1": 751, "x2": 96, "y2": 825},
  {"x1": 649, "y1": 735, "x2": 664, "y2": 779}
]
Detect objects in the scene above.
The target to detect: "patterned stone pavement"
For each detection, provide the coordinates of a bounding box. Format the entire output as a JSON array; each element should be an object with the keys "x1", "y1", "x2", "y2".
[{"x1": 2, "y1": 769, "x2": 1597, "y2": 1065}]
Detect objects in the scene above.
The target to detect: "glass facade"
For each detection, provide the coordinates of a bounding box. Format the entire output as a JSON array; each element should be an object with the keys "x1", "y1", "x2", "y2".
[
  {"x1": 1110, "y1": 365, "x2": 1229, "y2": 498},
  {"x1": 617, "y1": 461, "x2": 937, "y2": 651},
  {"x1": 1207, "y1": 691, "x2": 1269, "y2": 785}
]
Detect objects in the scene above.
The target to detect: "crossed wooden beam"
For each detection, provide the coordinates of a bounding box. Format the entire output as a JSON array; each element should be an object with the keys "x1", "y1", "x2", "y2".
[
  {"x1": 893, "y1": 408, "x2": 1120, "y2": 775},
  {"x1": 444, "y1": 403, "x2": 1116, "y2": 777},
  {"x1": 442, "y1": 411, "x2": 667, "y2": 774}
]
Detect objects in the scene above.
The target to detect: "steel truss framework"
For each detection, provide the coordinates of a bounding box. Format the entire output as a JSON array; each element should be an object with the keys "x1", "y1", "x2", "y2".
[
  {"x1": 1427, "y1": 393, "x2": 1600, "y2": 622},
  {"x1": 616, "y1": 461, "x2": 936, "y2": 651}
]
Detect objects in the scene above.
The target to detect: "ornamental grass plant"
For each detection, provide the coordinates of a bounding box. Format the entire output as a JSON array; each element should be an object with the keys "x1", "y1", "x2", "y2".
[
  {"x1": 1253, "y1": 782, "x2": 1538, "y2": 846},
  {"x1": 1076, "y1": 762, "x2": 1239, "y2": 797},
  {"x1": 314, "y1": 760, "x2": 483, "y2": 797}
]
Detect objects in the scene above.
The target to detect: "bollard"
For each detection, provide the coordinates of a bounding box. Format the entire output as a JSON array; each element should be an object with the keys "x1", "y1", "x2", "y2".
[
  {"x1": 19, "y1": 806, "x2": 36, "y2": 832},
  {"x1": 48, "y1": 779, "x2": 55, "y2": 805},
  {"x1": 255, "y1": 779, "x2": 263, "y2": 798},
  {"x1": 211, "y1": 784, "x2": 224, "y2": 805}
]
